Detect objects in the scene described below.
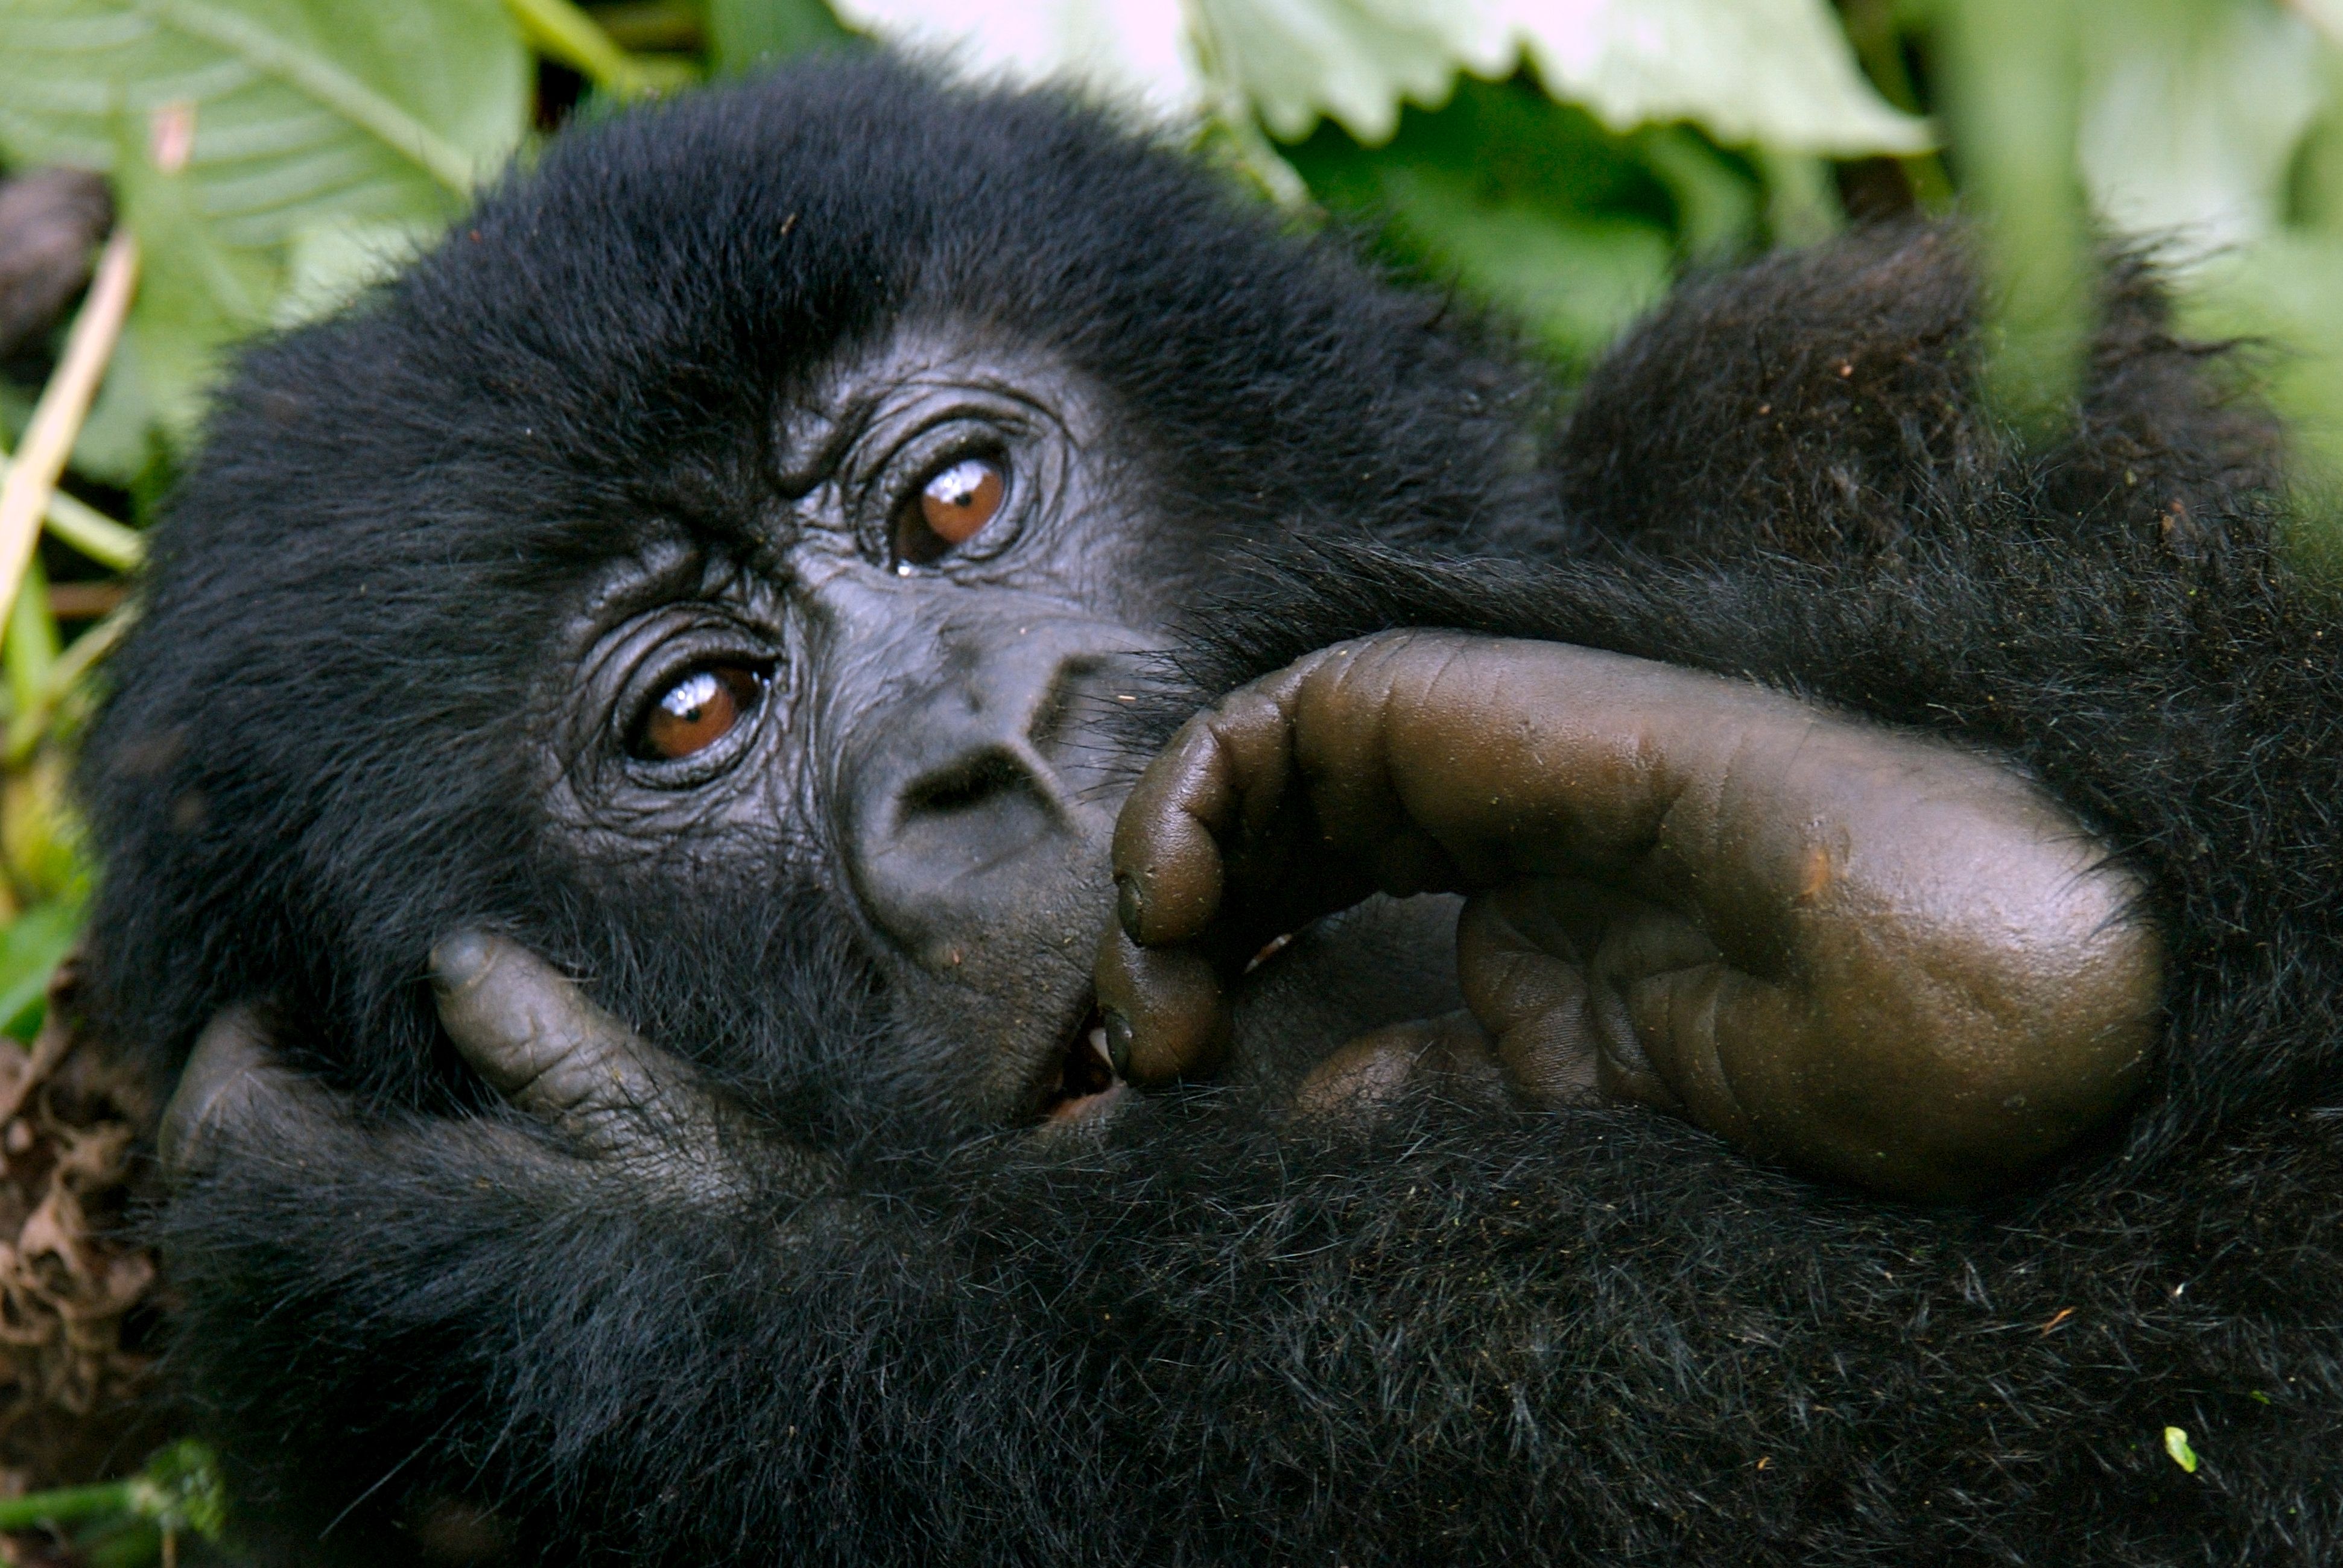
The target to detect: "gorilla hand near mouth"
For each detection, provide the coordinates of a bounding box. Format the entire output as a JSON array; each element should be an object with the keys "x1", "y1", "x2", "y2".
[
  {"x1": 1097, "y1": 630, "x2": 2158, "y2": 1201},
  {"x1": 83, "y1": 59, "x2": 2343, "y2": 1567}
]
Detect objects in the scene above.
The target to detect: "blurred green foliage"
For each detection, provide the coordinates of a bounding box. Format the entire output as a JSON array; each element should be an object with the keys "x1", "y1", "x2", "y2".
[
  {"x1": 1286, "y1": 80, "x2": 1715, "y2": 367},
  {"x1": 0, "y1": 1438, "x2": 224, "y2": 1563},
  {"x1": 0, "y1": 0, "x2": 2341, "y2": 1557}
]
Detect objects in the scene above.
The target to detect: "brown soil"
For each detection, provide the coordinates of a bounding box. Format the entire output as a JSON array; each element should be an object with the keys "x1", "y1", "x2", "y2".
[{"x1": 0, "y1": 957, "x2": 170, "y2": 1503}]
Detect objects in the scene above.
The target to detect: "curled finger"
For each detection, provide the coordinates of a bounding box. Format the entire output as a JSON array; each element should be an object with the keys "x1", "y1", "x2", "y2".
[
  {"x1": 160, "y1": 1005, "x2": 350, "y2": 1179},
  {"x1": 431, "y1": 930, "x2": 712, "y2": 1163}
]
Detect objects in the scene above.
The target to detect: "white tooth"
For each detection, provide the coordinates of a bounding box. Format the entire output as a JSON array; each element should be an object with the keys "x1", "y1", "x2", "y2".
[{"x1": 1088, "y1": 1025, "x2": 1111, "y2": 1068}]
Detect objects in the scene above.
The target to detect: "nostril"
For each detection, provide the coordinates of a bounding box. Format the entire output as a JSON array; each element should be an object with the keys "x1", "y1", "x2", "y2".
[
  {"x1": 900, "y1": 747, "x2": 1040, "y2": 819},
  {"x1": 1027, "y1": 654, "x2": 1110, "y2": 760}
]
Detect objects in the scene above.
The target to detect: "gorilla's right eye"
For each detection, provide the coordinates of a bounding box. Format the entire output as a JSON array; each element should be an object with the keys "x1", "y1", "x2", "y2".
[{"x1": 632, "y1": 664, "x2": 765, "y2": 762}]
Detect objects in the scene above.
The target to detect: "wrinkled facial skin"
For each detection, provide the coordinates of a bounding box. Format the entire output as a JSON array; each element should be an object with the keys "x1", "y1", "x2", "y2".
[{"x1": 541, "y1": 326, "x2": 1455, "y2": 1127}]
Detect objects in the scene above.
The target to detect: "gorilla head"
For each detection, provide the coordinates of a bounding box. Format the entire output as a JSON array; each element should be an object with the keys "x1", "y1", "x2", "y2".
[
  {"x1": 73, "y1": 57, "x2": 2343, "y2": 1568},
  {"x1": 83, "y1": 60, "x2": 1553, "y2": 1137}
]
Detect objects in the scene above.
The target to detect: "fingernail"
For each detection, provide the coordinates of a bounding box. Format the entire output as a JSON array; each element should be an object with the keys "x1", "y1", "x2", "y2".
[
  {"x1": 1115, "y1": 874, "x2": 1146, "y2": 940},
  {"x1": 1101, "y1": 1008, "x2": 1134, "y2": 1078},
  {"x1": 428, "y1": 930, "x2": 495, "y2": 991}
]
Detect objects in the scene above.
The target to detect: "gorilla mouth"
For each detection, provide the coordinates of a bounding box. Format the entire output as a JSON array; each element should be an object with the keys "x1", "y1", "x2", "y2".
[
  {"x1": 1039, "y1": 1002, "x2": 1123, "y2": 1123},
  {"x1": 1032, "y1": 934, "x2": 1302, "y2": 1125}
]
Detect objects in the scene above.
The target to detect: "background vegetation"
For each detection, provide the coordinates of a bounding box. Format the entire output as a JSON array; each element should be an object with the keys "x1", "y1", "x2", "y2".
[{"x1": 0, "y1": 0, "x2": 2339, "y2": 1557}]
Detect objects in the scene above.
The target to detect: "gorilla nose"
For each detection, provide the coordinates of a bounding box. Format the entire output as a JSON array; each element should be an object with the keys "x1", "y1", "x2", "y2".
[{"x1": 840, "y1": 614, "x2": 1145, "y2": 977}]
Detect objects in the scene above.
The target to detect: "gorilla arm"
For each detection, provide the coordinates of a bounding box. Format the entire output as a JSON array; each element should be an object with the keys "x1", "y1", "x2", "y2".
[{"x1": 1097, "y1": 632, "x2": 2162, "y2": 1201}]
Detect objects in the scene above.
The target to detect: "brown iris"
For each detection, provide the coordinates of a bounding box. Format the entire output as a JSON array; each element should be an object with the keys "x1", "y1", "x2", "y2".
[
  {"x1": 636, "y1": 665, "x2": 763, "y2": 761},
  {"x1": 895, "y1": 455, "x2": 1004, "y2": 565}
]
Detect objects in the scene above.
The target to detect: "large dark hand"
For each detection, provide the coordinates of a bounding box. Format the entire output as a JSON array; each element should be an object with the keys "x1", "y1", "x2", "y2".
[
  {"x1": 160, "y1": 932, "x2": 826, "y2": 1201},
  {"x1": 1095, "y1": 630, "x2": 2163, "y2": 1201}
]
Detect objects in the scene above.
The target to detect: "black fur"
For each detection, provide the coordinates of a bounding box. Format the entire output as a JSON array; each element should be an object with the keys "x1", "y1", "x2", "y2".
[{"x1": 81, "y1": 60, "x2": 2343, "y2": 1564}]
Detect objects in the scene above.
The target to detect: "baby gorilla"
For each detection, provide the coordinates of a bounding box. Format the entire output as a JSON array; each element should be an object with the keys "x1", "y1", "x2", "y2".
[{"x1": 84, "y1": 58, "x2": 2343, "y2": 1568}]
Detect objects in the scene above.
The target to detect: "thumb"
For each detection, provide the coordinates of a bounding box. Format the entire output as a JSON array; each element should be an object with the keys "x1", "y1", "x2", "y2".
[{"x1": 430, "y1": 929, "x2": 672, "y2": 1151}]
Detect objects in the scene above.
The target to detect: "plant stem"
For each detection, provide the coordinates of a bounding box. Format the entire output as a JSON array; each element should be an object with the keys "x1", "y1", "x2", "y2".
[
  {"x1": 1757, "y1": 149, "x2": 1847, "y2": 247},
  {"x1": 5, "y1": 557, "x2": 60, "y2": 723},
  {"x1": 1840, "y1": 0, "x2": 1955, "y2": 211},
  {"x1": 1938, "y1": 0, "x2": 2091, "y2": 445},
  {"x1": 505, "y1": 0, "x2": 663, "y2": 98},
  {"x1": 0, "y1": 231, "x2": 136, "y2": 660},
  {"x1": 0, "y1": 447, "x2": 142, "y2": 574},
  {"x1": 6, "y1": 600, "x2": 136, "y2": 764},
  {"x1": 0, "y1": 1478, "x2": 136, "y2": 1531}
]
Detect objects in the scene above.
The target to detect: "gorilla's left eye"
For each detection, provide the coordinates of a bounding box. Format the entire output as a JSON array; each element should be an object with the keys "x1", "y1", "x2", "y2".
[
  {"x1": 895, "y1": 455, "x2": 1006, "y2": 566},
  {"x1": 633, "y1": 664, "x2": 765, "y2": 762}
]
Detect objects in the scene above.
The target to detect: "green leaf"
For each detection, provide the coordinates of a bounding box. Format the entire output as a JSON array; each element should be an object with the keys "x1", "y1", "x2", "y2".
[
  {"x1": 2163, "y1": 1424, "x2": 2199, "y2": 1473},
  {"x1": 2077, "y1": 0, "x2": 2332, "y2": 253},
  {"x1": 1191, "y1": 0, "x2": 1932, "y2": 151},
  {"x1": 274, "y1": 214, "x2": 434, "y2": 327},
  {"x1": 831, "y1": 0, "x2": 1202, "y2": 120},
  {"x1": 110, "y1": 123, "x2": 284, "y2": 443},
  {"x1": 0, "y1": 0, "x2": 530, "y2": 447},
  {"x1": 709, "y1": 0, "x2": 854, "y2": 71},
  {"x1": 0, "y1": 897, "x2": 82, "y2": 1041},
  {"x1": 1190, "y1": 0, "x2": 1469, "y2": 144},
  {"x1": 838, "y1": 0, "x2": 1927, "y2": 154},
  {"x1": 2184, "y1": 232, "x2": 2343, "y2": 482},
  {"x1": 1500, "y1": 0, "x2": 1933, "y2": 155},
  {"x1": 1286, "y1": 78, "x2": 1711, "y2": 362},
  {"x1": 63, "y1": 338, "x2": 166, "y2": 488},
  {"x1": 1636, "y1": 125, "x2": 1760, "y2": 262},
  {"x1": 1378, "y1": 163, "x2": 1671, "y2": 365},
  {"x1": 0, "y1": 0, "x2": 528, "y2": 215},
  {"x1": 1289, "y1": 74, "x2": 1679, "y2": 215}
]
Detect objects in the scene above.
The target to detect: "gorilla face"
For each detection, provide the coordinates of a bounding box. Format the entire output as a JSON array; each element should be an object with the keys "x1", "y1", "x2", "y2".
[
  {"x1": 521, "y1": 321, "x2": 1476, "y2": 1133},
  {"x1": 541, "y1": 332, "x2": 1150, "y2": 1126}
]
